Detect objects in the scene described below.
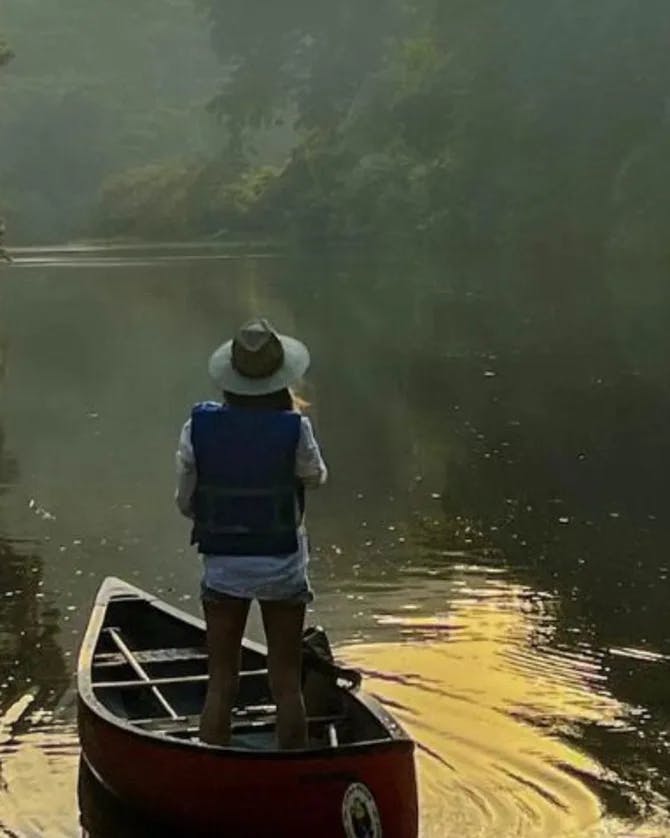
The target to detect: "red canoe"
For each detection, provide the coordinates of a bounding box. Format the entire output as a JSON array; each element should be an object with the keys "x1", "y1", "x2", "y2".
[{"x1": 77, "y1": 577, "x2": 418, "y2": 837}]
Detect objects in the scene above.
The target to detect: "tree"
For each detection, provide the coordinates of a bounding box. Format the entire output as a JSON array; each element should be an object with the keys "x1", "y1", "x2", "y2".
[
  {"x1": 0, "y1": 37, "x2": 13, "y2": 253},
  {"x1": 200, "y1": 0, "x2": 407, "y2": 142},
  {"x1": 0, "y1": 43, "x2": 12, "y2": 67},
  {"x1": 0, "y1": 0, "x2": 220, "y2": 241},
  {"x1": 198, "y1": 0, "x2": 670, "y2": 249}
]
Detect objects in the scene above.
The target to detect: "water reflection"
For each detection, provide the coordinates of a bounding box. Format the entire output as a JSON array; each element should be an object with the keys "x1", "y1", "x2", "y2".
[
  {"x1": 0, "y1": 711, "x2": 79, "y2": 837},
  {"x1": 73, "y1": 562, "x2": 670, "y2": 837},
  {"x1": 0, "y1": 245, "x2": 669, "y2": 834},
  {"x1": 340, "y1": 564, "x2": 670, "y2": 837},
  {"x1": 0, "y1": 423, "x2": 72, "y2": 834}
]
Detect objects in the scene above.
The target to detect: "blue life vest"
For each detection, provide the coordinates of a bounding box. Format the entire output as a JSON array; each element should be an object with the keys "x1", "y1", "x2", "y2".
[{"x1": 190, "y1": 402, "x2": 303, "y2": 556}]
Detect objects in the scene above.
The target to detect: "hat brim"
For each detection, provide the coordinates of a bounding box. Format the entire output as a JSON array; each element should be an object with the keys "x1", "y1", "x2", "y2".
[{"x1": 208, "y1": 334, "x2": 310, "y2": 395}]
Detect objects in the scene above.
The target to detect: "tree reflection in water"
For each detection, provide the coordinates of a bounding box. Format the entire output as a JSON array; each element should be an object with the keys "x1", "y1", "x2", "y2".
[{"x1": 0, "y1": 415, "x2": 76, "y2": 834}]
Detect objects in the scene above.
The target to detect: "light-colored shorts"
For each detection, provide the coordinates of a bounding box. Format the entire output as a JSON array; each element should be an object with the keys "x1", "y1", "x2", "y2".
[
  {"x1": 200, "y1": 582, "x2": 312, "y2": 606},
  {"x1": 200, "y1": 532, "x2": 314, "y2": 604}
]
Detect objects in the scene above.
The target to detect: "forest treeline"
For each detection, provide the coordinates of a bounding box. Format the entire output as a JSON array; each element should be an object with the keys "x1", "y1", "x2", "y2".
[
  {"x1": 0, "y1": 0, "x2": 221, "y2": 242},
  {"x1": 3, "y1": 1, "x2": 670, "y2": 252}
]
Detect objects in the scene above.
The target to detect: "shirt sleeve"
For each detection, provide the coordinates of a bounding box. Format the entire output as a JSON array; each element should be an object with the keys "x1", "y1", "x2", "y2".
[
  {"x1": 296, "y1": 416, "x2": 328, "y2": 488},
  {"x1": 175, "y1": 418, "x2": 197, "y2": 518}
]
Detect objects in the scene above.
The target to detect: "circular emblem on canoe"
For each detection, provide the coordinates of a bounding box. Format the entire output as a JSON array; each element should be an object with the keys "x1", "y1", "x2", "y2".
[{"x1": 342, "y1": 782, "x2": 382, "y2": 838}]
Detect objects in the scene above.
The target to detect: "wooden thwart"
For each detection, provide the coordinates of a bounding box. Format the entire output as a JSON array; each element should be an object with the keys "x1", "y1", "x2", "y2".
[
  {"x1": 93, "y1": 647, "x2": 207, "y2": 668},
  {"x1": 132, "y1": 704, "x2": 278, "y2": 727},
  {"x1": 99, "y1": 629, "x2": 347, "y2": 746},
  {"x1": 93, "y1": 669, "x2": 268, "y2": 690},
  {"x1": 134, "y1": 712, "x2": 346, "y2": 737},
  {"x1": 104, "y1": 628, "x2": 179, "y2": 720}
]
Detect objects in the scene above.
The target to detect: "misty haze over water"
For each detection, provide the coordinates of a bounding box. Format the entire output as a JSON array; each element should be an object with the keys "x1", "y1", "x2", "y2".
[{"x1": 1, "y1": 2, "x2": 670, "y2": 836}]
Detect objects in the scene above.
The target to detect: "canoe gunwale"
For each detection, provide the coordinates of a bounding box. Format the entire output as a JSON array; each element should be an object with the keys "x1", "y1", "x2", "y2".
[{"x1": 77, "y1": 577, "x2": 414, "y2": 761}]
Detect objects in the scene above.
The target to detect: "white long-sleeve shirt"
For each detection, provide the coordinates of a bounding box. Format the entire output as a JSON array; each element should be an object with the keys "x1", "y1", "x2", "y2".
[{"x1": 175, "y1": 411, "x2": 328, "y2": 600}]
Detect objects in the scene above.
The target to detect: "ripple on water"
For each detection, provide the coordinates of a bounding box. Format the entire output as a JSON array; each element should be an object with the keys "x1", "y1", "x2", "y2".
[
  {"x1": 0, "y1": 567, "x2": 669, "y2": 836},
  {"x1": 339, "y1": 569, "x2": 670, "y2": 838},
  {"x1": 0, "y1": 695, "x2": 80, "y2": 837}
]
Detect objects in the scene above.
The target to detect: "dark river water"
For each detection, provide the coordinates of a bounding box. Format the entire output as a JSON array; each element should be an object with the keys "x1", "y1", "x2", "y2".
[{"x1": 0, "y1": 243, "x2": 669, "y2": 837}]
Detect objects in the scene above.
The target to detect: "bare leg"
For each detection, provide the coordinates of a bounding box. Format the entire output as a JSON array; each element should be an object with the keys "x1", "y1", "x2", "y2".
[
  {"x1": 199, "y1": 595, "x2": 251, "y2": 746},
  {"x1": 260, "y1": 600, "x2": 307, "y2": 749}
]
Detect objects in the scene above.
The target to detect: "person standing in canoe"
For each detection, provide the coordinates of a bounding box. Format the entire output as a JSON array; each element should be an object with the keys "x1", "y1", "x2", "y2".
[{"x1": 175, "y1": 318, "x2": 328, "y2": 749}]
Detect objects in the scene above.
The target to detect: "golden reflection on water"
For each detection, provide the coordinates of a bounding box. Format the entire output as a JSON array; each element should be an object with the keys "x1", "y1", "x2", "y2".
[
  {"x1": 0, "y1": 711, "x2": 79, "y2": 836},
  {"x1": 1, "y1": 571, "x2": 670, "y2": 836},
  {"x1": 340, "y1": 572, "x2": 670, "y2": 838}
]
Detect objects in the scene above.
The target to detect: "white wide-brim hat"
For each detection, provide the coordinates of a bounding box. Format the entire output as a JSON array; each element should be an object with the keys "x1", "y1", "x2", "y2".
[{"x1": 208, "y1": 317, "x2": 310, "y2": 395}]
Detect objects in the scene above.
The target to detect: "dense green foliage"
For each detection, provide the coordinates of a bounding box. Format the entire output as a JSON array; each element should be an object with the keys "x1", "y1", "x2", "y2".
[
  {"x1": 192, "y1": 0, "x2": 670, "y2": 251},
  {"x1": 0, "y1": 36, "x2": 12, "y2": 233},
  {"x1": 97, "y1": 158, "x2": 280, "y2": 239},
  {"x1": 0, "y1": 0, "x2": 220, "y2": 242},
  {"x1": 4, "y1": 1, "x2": 670, "y2": 251},
  {"x1": 0, "y1": 41, "x2": 12, "y2": 68}
]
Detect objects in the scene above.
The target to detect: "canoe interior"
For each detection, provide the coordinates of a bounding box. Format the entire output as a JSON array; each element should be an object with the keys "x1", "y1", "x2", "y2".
[{"x1": 84, "y1": 589, "x2": 392, "y2": 752}]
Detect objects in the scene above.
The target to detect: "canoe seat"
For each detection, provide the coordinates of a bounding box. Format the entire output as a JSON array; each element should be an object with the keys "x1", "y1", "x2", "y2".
[
  {"x1": 93, "y1": 669, "x2": 268, "y2": 690},
  {"x1": 133, "y1": 703, "x2": 277, "y2": 726},
  {"x1": 134, "y1": 712, "x2": 346, "y2": 738},
  {"x1": 93, "y1": 647, "x2": 207, "y2": 668},
  {"x1": 92, "y1": 669, "x2": 268, "y2": 690}
]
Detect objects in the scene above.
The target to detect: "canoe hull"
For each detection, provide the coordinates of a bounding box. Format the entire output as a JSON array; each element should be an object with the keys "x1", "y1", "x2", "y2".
[
  {"x1": 77, "y1": 578, "x2": 418, "y2": 836},
  {"x1": 79, "y1": 696, "x2": 418, "y2": 837}
]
